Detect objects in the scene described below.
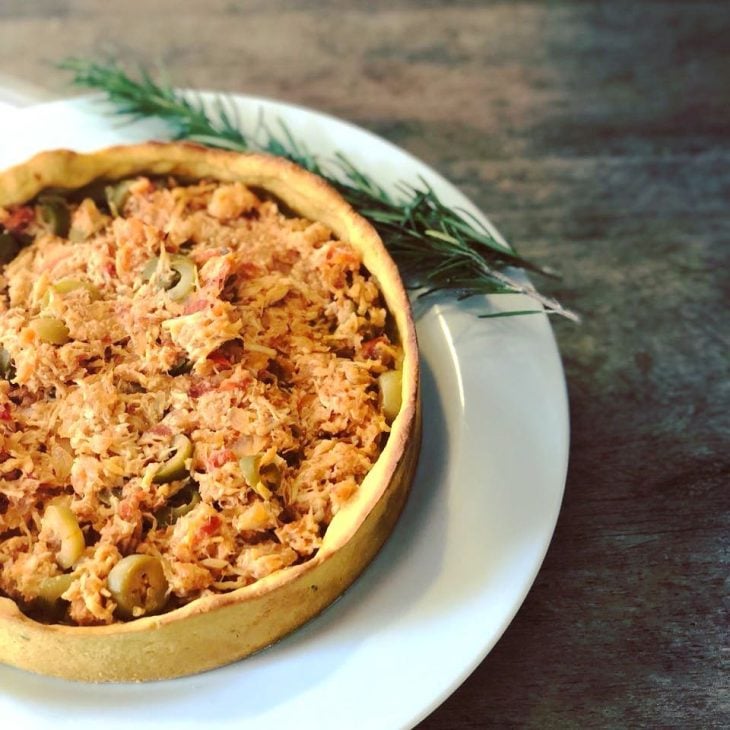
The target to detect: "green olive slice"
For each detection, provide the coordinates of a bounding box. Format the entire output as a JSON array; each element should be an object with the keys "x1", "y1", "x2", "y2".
[
  {"x1": 107, "y1": 554, "x2": 168, "y2": 619},
  {"x1": 51, "y1": 279, "x2": 101, "y2": 302},
  {"x1": 0, "y1": 231, "x2": 20, "y2": 265},
  {"x1": 29, "y1": 317, "x2": 70, "y2": 345},
  {"x1": 37, "y1": 195, "x2": 71, "y2": 237},
  {"x1": 143, "y1": 254, "x2": 196, "y2": 301},
  {"x1": 32, "y1": 572, "x2": 77, "y2": 621},
  {"x1": 105, "y1": 180, "x2": 133, "y2": 217},
  {"x1": 68, "y1": 227, "x2": 87, "y2": 243},
  {"x1": 42, "y1": 278, "x2": 101, "y2": 307},
  {"x1": 238, "y1": 454, "x2": 260, "y2": 488},
  {"x1": 37, "y1": 572, "x2": 76, "y2": 604},
  {"x1": 378, "y1": 369, "x2": 402, "y2": 422},
  {"x1": 155, "y1": 483, "x2": 201, "y2": 527},
  {"x1": 41, "y1": 504, "x2": 85, "y2": 570},
  {"x1": 239, "y1": 454, "x2": 281, "y2": 500},
  {"x1": 153, "y1": 434, "x2": 193, "y2": 484},
  {"x1": 0, "y1": 345, "x2": 14, "y2": 380},
  {"x1": 260, "y1": 462, "x2": 281, "y2": 490}
]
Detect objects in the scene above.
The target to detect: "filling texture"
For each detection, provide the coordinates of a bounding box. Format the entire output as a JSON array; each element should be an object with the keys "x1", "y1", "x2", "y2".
[{"x1": 0, "y1": 176, "x2": 399, "y2": 625}]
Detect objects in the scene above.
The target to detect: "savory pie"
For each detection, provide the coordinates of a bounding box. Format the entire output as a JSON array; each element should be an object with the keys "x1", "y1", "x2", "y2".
[{"x1": 0, "y1": 143, "x2": 420, "y2": 681}]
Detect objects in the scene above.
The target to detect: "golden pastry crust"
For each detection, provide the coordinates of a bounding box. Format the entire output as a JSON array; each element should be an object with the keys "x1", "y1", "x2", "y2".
[{"x1": 0, "y1": 143, "x2": 420, "y2": 681}]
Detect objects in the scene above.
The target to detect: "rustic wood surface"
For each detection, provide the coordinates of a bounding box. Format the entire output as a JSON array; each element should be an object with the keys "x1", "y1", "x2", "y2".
[{"x1": 0, "y1": 1, "x2": 728, "y2": 727}]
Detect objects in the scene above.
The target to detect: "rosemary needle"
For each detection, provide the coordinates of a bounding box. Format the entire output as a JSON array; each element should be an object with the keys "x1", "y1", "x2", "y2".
[{"x1": 58, "y1": 58, "x2": 578, "y2": 322}]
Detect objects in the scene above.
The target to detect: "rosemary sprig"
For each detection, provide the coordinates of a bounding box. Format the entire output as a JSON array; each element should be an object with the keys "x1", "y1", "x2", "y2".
[{"x1": 59, "y1": 58, "x2": 578, "y2": 321}]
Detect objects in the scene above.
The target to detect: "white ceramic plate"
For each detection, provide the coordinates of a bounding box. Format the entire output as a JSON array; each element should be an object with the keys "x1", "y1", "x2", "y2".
[{"x1": 0, "y1": 94, "x2": 568, "y2": 730}]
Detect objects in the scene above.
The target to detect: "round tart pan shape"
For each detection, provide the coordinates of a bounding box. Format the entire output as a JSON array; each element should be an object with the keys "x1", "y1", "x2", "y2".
[{"x1": 0, "y1": 143, "x2": 420, "y2": 682}]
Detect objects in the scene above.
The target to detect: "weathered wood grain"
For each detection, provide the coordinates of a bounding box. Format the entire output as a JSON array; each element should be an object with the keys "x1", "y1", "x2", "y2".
[{"x1": 0, "y1": 1, "x2": 727, "y2": 727}]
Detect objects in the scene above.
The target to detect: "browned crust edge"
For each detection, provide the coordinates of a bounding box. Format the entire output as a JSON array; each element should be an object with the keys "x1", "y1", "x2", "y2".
[{"x1": 0, "y1": 142, "x2": 420, "y2": 681}]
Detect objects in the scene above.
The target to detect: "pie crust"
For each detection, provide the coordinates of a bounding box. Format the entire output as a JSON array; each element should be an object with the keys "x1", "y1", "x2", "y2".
[{"x1": 0, "y1": 143, "x2": 420, "y2": 681}]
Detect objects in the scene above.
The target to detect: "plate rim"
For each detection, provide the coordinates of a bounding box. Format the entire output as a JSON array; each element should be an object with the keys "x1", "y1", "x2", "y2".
[{"x1": 0, "y1": 92, "x2": 570, "y2": 730}]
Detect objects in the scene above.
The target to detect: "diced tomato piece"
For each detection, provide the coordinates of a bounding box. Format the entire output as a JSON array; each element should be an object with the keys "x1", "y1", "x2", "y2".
[
  {"x1": 207, "y1": 449, "x2": 235, "y2": 469},
  {"x1": 149, "y1": 424, "x2": 173, "y2": 437},
  {"x1": 220, "y1": 374, "x2": 251, "y2": 392},
  {"x1": 361, "y1": 336, "x2": 387, "y2": 359},
  {"x1": 184, "y1": 297, "x2": 208, "y2": 315},
  {"x1": 207, "y1": 350, "x2": 231, "y2": 370},
  {"x1": 188, "y1": 380, "x2": 214, "y2": 398},
  {"x1": 198, "y1": 514, "x2": 221, "y2": 537},
  {"x1": 237, "y1": 262, "x2": 262, "y2": 279},
  {"x1": 4, "y1": 206, "x2": 34, "y2": 232}
]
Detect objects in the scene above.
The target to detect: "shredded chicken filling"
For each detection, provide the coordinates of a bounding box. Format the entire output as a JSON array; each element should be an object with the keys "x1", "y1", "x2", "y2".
[{"x1": 0, "y1": 176, "x2": 400, "y2": 625}]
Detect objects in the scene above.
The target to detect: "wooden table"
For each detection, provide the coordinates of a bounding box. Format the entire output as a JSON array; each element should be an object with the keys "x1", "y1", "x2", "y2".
[{"x1": 1, "y1": 1, "x2": 727, "y2": 727}]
